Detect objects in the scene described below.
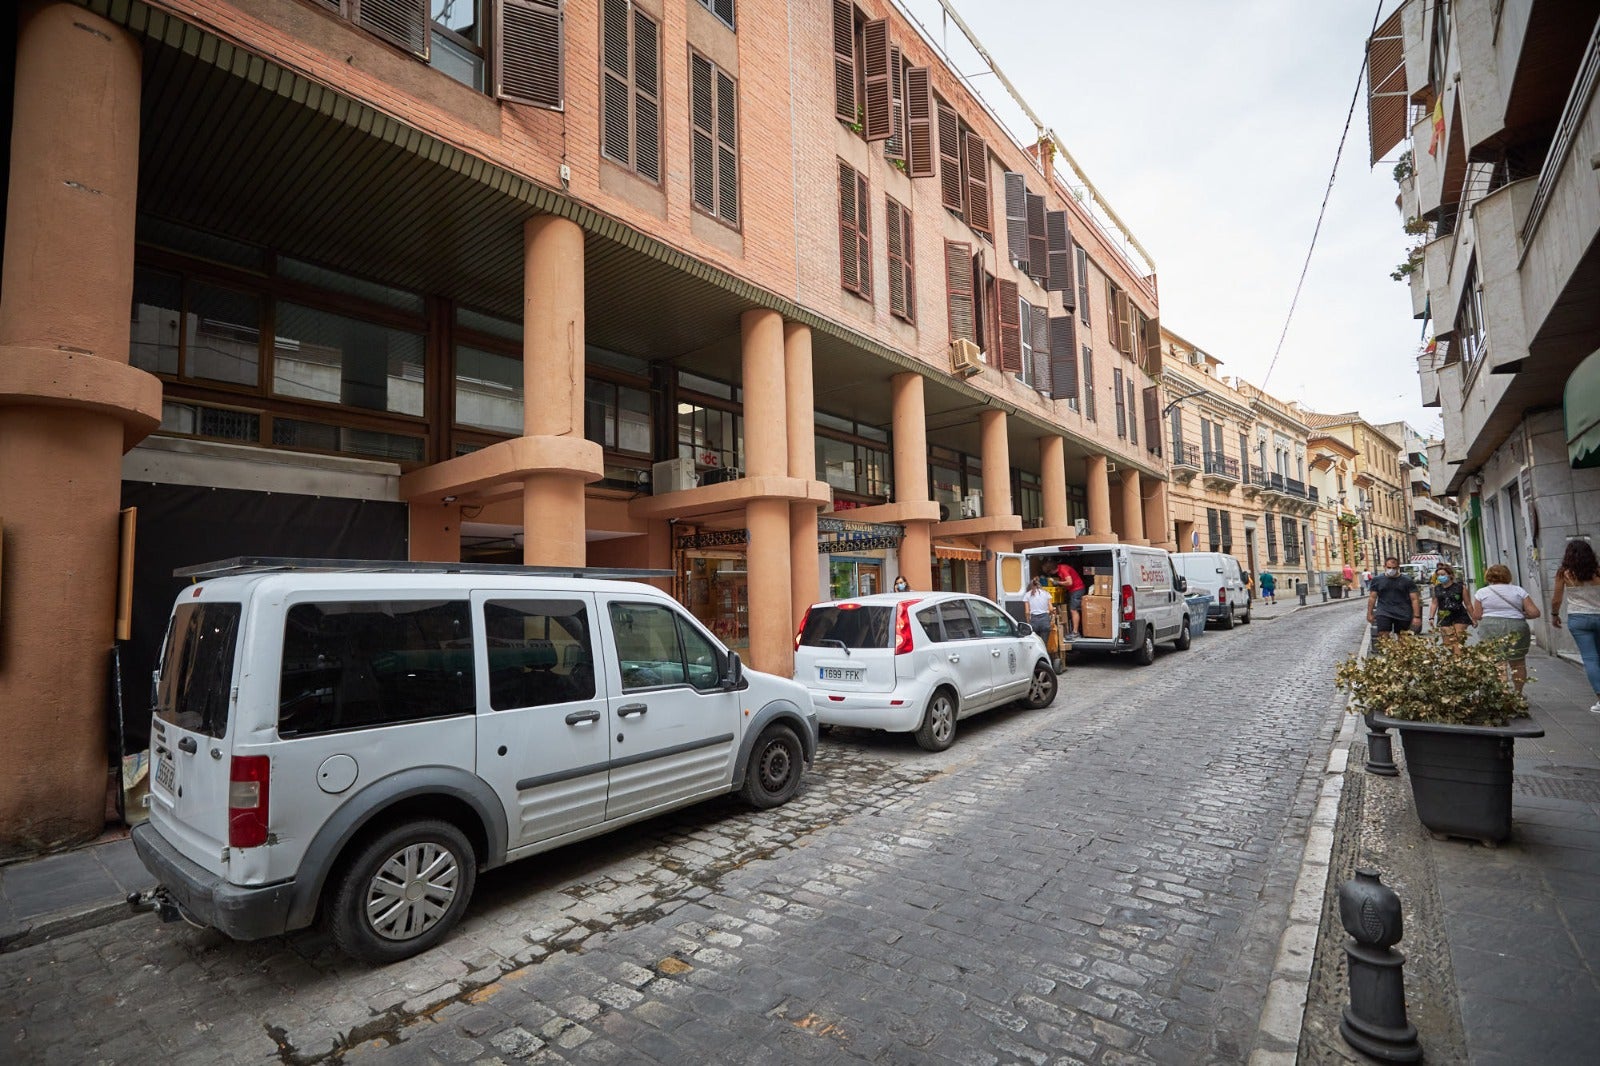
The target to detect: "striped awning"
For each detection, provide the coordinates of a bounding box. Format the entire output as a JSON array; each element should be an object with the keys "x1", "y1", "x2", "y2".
[{"x1": 1367, "y1": 8, "x2": 1409, "y2": 166}]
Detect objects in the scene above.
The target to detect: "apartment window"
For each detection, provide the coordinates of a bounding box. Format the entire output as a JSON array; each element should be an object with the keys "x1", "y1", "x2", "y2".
[
  {"x1": 695, "y1": 0, "x2": 734, "y2": 30},
  {"x1": 816, "y1": 419, "x2": 890, "y2": 501},
  {"x1": 1113, "y1": 367, "x2": 1126, "y2": 438},
  {"x1": 1458, "y1": 261, "x2": 1486, "y2": 371},
  {"x1": 1082, "y1": 345, "x2": 1096, "y2": 422},
  {"x1": 935, "y1": 95, "x2": 991, "y2": 237},
  {"x1": 601, "y1": 1, "x2": 660, "y2": 183},
  {"x1": 886, "y1": 196, "x2": 914, "y2": 323},
  {"x1": 1127, "y1": 379, "x2": 1138, "y2": 446},
  {"x1": 690, "y1": 52, "x2": 738, "y2": 226},
  {"x1": 832, "y1": 4, "x2": 895, "y2": 142},
  {"x1": 1076, "y1": 245, "x2": 1090, "y2": 327},
  {"x1": 431, "y1": 0, "x2": 486, "y2": 90},
  {"x1": 998, "y1": 279, "x2": 1021, "y2": 373},
  {"x1": 838, "y1": 161, "x2": 871, "y2": 298},
  {"x1": 944, "y1": 240, "x2": 976, "y2": 345},
  {"x1": 1282, "y1": 516, "x2": 1300, "y2": 566},
  {"x1": 1206, "y1": 508, "x2": 1221, "y2": 552},
  {"x1": 1018, "y1": 297, "x2": 1035, "y2": 387},
  {"x1": 1266, "y1": 511, "x2": 1278, "y2": 564}
]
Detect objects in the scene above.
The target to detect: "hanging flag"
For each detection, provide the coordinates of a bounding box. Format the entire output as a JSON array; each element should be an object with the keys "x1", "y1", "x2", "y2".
[
  {"x1": 1428, "y1": 96, "x2": 1445, "y2": 157},
  {"x1": 1425, "y1": 334, "x2": 1437, "y2": 355}
]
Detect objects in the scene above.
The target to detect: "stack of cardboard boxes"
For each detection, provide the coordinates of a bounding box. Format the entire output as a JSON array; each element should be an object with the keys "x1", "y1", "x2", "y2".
[{"x1": 1080, "y1": 569, "x2": 1115, "y2": 639}]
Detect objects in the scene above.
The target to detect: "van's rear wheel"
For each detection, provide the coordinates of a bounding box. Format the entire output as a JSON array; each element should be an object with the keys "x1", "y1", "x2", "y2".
[
  {"x1": 1222, "y1": 605, "x2": 1237, "y2": 629},
  {"x1": 1175, "y1": 619, "x2": 1193, "y2": 651},
  {"x1": 741, "y1": 723, "x2": 804, "y2": 809},
  {"x1": 1133, "y1": 627, "x2": 1157, "y2": 666},
  {"x1": 914, "y1": 689, "x2": 958, "y2": 751},
  {"x1": 330, "y1": 819, "x2": 476, "y2": 964}
]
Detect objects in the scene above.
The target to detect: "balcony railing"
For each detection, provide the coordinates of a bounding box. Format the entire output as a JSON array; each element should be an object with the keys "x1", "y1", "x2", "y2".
[
  {"x1": 1269, "y1": 471, "x2": 1286, "y2": 492},
  {"x1": 1203, "y1": 453, "x2": 1240, "y2": 480},
  {"x1": 1309, "y1": 486, "x2": 1320, "y2": 504},
  {"x1": 1172, "y1": 441, "x2": 1201, "y2": 469},
  {"x1": 1523, "y1": 21, "x2": 1600, "y2": 245},
  {"x1": 1285, "y1": 477, "x2": 1307, "y2": 499}
]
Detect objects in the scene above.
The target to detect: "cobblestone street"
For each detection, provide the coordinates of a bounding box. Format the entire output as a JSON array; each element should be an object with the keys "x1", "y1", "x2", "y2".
[{"x1": 1, "y1": 605, "x2": 1365, "y2": 1065}]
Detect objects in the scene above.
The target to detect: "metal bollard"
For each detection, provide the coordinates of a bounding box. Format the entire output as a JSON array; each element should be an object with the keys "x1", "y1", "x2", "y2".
[
  {"x1": 1297, "y1": 581, "x2": 1308, "y2": 606},
  {"x1": 1339, "y1": 868, "x2": 1421, "y2": 1062},
  {"x1": 1364, "y1": 711, "x2": 1399, "y2": 776}
]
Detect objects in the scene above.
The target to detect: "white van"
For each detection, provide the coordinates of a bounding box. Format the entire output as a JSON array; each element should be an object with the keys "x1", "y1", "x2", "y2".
[
  {"x1": 129, "y1": 558, "x2": 818, "y2": 963},
  {"x1": 1171, "y1": 552, "x2": 1253, "y2": 629},
  {"x1": 994, "y1": 544, "x2": 1191, "y2": 665}
]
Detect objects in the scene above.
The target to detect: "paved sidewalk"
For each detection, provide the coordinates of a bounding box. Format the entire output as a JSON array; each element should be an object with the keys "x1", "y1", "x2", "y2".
[{"x1": 0, "y1": 830, "x2": 144, "y2": 951}]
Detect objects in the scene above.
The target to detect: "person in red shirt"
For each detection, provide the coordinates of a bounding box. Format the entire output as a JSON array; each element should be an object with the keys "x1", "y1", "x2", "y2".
[{"x1": 1054, "y1": 561, "x2": 1084, "y2": 636}]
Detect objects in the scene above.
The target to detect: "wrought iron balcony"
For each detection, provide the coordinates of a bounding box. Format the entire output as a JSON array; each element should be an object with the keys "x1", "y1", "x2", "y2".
[
  {"x1": 1309, "y1": 486, "x2": 1320, "y2": 504},
  {"x1": 1285, "y1": 477, "x2": 1307, "y2": 499},
  {"x1": 1171, "y1": 441, "x2": 1201, "y2": 470},
  {"x1": 1202, "y1": 453, "x2": 1240, "y2": 485}
]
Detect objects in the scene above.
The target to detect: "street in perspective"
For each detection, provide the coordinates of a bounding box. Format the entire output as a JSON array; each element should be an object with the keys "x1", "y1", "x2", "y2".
[{"x1": 3, "y1": 0, "x2": 1600, "y2": 1064}]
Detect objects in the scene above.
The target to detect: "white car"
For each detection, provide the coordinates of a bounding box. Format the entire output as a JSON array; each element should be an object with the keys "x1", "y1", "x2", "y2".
[{"x1": 793, "y1": 591, "x2": 1058, "y2": 752}]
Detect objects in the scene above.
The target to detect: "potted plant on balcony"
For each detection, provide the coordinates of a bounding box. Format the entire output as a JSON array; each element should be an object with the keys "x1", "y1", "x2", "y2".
[{"x1": 1335, "y1": 633, "x2": 1543, "y2": 846}]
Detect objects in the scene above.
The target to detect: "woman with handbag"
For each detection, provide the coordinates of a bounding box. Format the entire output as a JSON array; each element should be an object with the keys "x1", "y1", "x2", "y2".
[
  {"x1": 1549, "y1": 539, "x2": 1600, "y2": 713},
  {"x1": 1468, "y1": 564, "x2": 1541, "y2": 694}
]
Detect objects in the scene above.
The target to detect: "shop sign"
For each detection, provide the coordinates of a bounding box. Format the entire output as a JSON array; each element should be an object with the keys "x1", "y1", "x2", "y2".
[
  {"x1": 817, "y1": 518, "x2": 904, "y2": 554},
  {"x1": 677, "y1": 529, "x2": 750, "y2": 550}
]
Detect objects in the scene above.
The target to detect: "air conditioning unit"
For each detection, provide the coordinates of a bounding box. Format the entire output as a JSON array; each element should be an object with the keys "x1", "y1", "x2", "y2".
[
  {"x1": 949, "y1": 338, "x2": 983, "y2": 377},
  {"x1": 1187, "y1": 350, "x2": 1205, "y2": 367},
  {"x1": 960, "y1": 494, "x2": 983, "y2": 519},
  {"x1": 651, "y1": 458, "x2": 698, "y2": 494},
  {"x1": 1074, "y1": 518, "x2": 1088, "y2": 536}
]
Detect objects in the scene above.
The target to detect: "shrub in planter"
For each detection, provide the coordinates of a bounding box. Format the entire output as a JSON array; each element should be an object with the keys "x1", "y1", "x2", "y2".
[{"x1": 1335, "y1": 633, "x2": 1542, "y2": 845}]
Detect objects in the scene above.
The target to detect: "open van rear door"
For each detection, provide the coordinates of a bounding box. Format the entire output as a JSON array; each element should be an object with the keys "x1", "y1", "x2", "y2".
[{"x1": 994, "y1": 552, "x2": 1027, "y2": 619}]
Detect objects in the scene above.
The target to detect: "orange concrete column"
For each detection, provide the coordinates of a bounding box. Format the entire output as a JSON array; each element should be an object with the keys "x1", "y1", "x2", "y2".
[
  {"x1": 521, "y1": 215, "x2": 589, "y2": 567},
  {"x1": 891, "y1": 372, "x2": 933, "y2": 591},
  {"x1": 784, "y1": 322, "x2": 819, "y2": 627},
  {"x1": 1143, "y1": 479, "x2": 1170, "y2": 550},
  {"x1": 742, "y1": 310, "x2": 791, "y2": 675},
  {"x1": 0, "y1": 3, "x2": 156, "y2": 855},
  {"x1": 1040, "y1": 436, "x2": 1068, "y2": 529},
  {"x1": 1085, "y1": 455, "x2": 1113, "y2": 536},
  {"x1": 409, "y1": 501, "x2": 462, "y2": 562},
  {"x1": 1120, "y1": 470, "x2": 1146, "y2": 544},
  {"x1": 979, "y1": 409, "x2": 1012, "y2": 517}
]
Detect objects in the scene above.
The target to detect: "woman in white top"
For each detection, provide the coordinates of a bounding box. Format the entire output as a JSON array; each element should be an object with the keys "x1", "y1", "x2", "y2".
[
  {"x1": 1468, "y1": 563, "x2": 1541, "y2": 694},
  {"x1": 1023, "y1": 579, "x2": 1053, "y2": 638},
  {"x1": 1549, "y1": 539, "x2": 1600, "y2": 712}
]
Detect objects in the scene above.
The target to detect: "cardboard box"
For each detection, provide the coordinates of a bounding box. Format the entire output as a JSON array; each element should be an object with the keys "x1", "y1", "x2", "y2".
[
  {"x1": 1091, "y1": 574, "x2": 1114, "y2": 595},
  {"x1": 1081, "y1": 595, "x2": 1113, "y2": 638}
]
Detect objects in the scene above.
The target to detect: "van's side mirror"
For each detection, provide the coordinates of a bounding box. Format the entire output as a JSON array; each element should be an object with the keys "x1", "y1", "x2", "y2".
[
  {"x1": 721, "y1": 651, "x2": 744, "y2": 691},
  {"x1": 1176, "y1": 576, "x2": 1189, "y2": 593}
]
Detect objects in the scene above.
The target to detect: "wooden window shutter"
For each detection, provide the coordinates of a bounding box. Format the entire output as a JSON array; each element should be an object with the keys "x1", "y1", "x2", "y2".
[
  {"x1": 1082, "y1": 344, "x2": 1096, "y2": 421},
  {"x1": 1207, "y1": 507, "x2": 1220, "y2": 546},
  {"x1": 887, "y1": 199, "x2": 913, "y2": 322},
  {"x1": 497, "y1": 0, "x2": 564, "y2": 109},
  {"x1": 1113, "y1": 367, "x2": 1126, "y2": 438},
  {"x1": 1141, "y1": 314, "x2": 1161, "y2": 371},
  {"x1": 885, "y1": 45, "x2": 905, "y2": 161},
  {"x1": 905, "y1": 68, "x2": 934, "y2": 177},
  {"x1": 1048, "y1": 317, "x2": 1078, "y2": 400},
  {"x1": 1003, "y1": 172, "x2": 1028, "y2": 266},
  {"x1": 1127, "y1": 379, "x2": 1138, "y2": 445},
  {"x1": 854, "y1": 169, "x2": 871, "y2": 297},
  {"x1": 902, "y1": 202, "x2": 915, "y2": 322},
  {"x1": 964, "y1": 133, "x2": 991, "y2": 234},
  {"x1": 1116, "y1": 290, "x2": 1134, "y2": 354},
  {"x1": 1142, "y1": 385, "x2": 1160, "y2": 455},
  {"x1": 1026, "y1": 191, "x2": 1047, "y2": 282},
  {"x1": 1076, "y1": 246, "x2": 1090, "y2": 325},
  {"x1": 944, "y1": 240, "x2": 975, "y2": 344},
  {"x1": 1046, "y1": 210, "x2": 1075, "y2": 301},
  {"x1": 1030, "y1": 304, "x2": 1051, "y2": 394},
  {"x1": 633, "y1": 10, "x2": 661, "y2": 182},
  {"x1": 714, "y1": 69, "x2": 738, "y2": 225},
  {"x1": 601, "y1": 0, "x2": 630, "y2": 166},
  {"x1": 862, "y1": 20, "x2": 892, "y2": 141},
  {"x1": 832, "y1": 1, "x2": 856, "y2": 123},
  {"x1": 936, "y1": 100, "x2": 963, "y2": 212},
  {"x1": 839, "y1": 161, "x2": 860, "y2": 294},
  {"x1": 974, "y1": 255, "x2": 990, "y2": 356},
  {"x1": 690, "y1": 54, "x2": 715, "y2": 213},
  {"x1": 712, "y1": 0, "x2": 734, "y2": 27},
  {"x1": 998, "y1": 278, "x2": 1022, "y2": 373},
  {"x1": 357, "y1": 0, "x2": 429, "y2": 59}
]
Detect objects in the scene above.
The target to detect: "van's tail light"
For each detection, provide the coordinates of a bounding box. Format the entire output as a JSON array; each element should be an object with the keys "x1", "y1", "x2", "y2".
[
  {"x1": 794, "y1": 606, "x2": 812, "y2": 651},
  {"x1": 1217, "y1": 588, "x2": 1227, "y2": 605},
  {"x1": 228, "y1": 755, "x2": 271, "y2": 848},
  {"x1": 1120, "y1": 584, "x2": 1136, "y2": 622},
  {"x1": 894, "y1": 601, "x2": 916, "y2": 655}
]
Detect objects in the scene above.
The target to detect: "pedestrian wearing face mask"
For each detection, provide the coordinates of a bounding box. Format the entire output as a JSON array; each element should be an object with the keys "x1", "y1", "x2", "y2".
[
  {"x1": 1428, "y1": 563, "x2": 1471, "y2": 646},
  {"x1": 1367, "y1": 556, "x2": 1420, "y2": 639},
  {"x1": 892, "y1": 575, "x2": 910, "y2": 593}
]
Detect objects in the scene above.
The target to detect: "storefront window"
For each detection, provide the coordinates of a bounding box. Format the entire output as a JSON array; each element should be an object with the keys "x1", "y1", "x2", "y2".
[
  {"x1": 586, "y1": 379, "x2": 652, "y2": 455},
  {"x1": 273, "y1": 303, "x2": 424, "y2": 416},
  {"x1": 188, "y1": 282, "x2": 262, "y2": 387},
  {"x1": 931, "y1": 461, "x2": 962, "y2": 517},
  {"x1": 1016, "y1": 470, "x2": 1042, "y2": 526},
  {"x1": 678, "y1": 401, "x2": 742, "y2": 473},
  {"x1": 829, "y1": 558, "x2": 883, "y2": 598},
  {"x1": 682, "y1": 556, "x2": 747, "y2": 650},
  {"x1": 455, "y1": 344, "x2": 523, "y2": 433},
  {"x1": 131, "y1": 268, "x2": 182, "y2": 376}
]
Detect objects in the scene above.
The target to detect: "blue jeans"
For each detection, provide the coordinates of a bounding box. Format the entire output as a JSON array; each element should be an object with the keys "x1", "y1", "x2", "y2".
[{"x1": 1567, "y1": 612, "x2": 1600, "y2": 696}]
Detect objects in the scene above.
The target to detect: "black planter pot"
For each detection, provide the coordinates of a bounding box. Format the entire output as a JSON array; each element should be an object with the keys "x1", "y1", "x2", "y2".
[
  {"x1": 1330, "y1": 586, "x2": 1346, "y2": 599},
  {"x1": 1370, "y1": 713, "x2": 1545, "y2": 845}
]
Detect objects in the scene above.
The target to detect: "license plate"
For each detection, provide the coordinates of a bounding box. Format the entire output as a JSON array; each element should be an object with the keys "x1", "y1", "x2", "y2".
[
  {"x1": 156, "y1": 757, "x2": 176, "y2": 793},
  {"x1": 820, "y1": 667, "x2": 863, "y2": 682}
]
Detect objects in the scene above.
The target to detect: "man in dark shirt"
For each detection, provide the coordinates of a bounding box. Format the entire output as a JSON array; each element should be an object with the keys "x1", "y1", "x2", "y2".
[{"x1": 1367, "y1": 555, "x2": 1421, "y2": 638}]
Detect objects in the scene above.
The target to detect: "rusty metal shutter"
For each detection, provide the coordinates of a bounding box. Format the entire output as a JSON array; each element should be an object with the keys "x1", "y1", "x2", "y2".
[
  {"x1": 1026, "y1": 191, "x2": 1047, "y2": 282},
  {"x1": 863, "y1": 19, "x2": 892, "y2": 141},
  {"x1": 905, "y1": 67, "x2": 934, "y2": 177},
  {"x1": 1003, "y1": 172, "x2": 1027, "y2": 267},
  {"x1": 1030, "y1": 304, "x2": 1051, "y2": 395},
  {"x1": 1142, "y1": 385, "x2": 1161, "y2": 456},
  {"x1": 1046, "y1": 210, "x2": 1074, "y2": 302},
  {"x1": 998, "y1": 278, "x2": 1021, "y2": 373},
  {"x1": 714, "y1": 68, "x2": 738, "y2": 225},
  {"x1": 690, "y1": 53, "x2": 715, "y2": 213},
  {"x1": 497, "y1": 0, "x2": 564, "y2": 108},
  {"x1": 964, "y1": 132, "x2": 990, "y2": 234},
  {"x1": 833, "y1": 1, "x2": 856, "y2": 123},
  {"x1": 1049, "y1": 318, "x2": 1077, "y2": 400},
  {"x1": 839, "y1": 161, "x2": 861, "y2": 293},
  {"x1": 945, "y1": 240, "x2": 975, "y2": 344},
  {"x1": 937, "y1": 99, "x2": 963, "y2": 212},
  {"x1": 357, "y1": 0, "x2": 428, "y2": 58}
]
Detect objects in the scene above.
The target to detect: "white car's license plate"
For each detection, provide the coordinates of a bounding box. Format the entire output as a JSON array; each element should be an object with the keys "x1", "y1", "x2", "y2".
[
  {"x1": 820, "y1": 667, "x2": 863, "y2": 682},
  {"x1": 156, "y1": 756, "x2": 176, "y2": 793}
]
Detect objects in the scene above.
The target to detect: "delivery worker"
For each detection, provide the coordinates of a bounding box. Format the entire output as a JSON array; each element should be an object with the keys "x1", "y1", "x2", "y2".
[{"x1": 1054, "y1": 560, "x2": 1085, "y2": 636}]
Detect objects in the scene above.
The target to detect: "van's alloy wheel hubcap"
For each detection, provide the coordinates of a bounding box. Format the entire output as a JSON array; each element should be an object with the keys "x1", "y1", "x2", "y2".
[{"x1": 366, "y1": 843, "x2": 459, "y2": 941}]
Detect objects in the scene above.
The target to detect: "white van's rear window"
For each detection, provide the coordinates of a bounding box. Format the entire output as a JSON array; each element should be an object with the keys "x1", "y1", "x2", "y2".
[{"x1": 156, "y1": 602, "x2": 241, "y2": 739}]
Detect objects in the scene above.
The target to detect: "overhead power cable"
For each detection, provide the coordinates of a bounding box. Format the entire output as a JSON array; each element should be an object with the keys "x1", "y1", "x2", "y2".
[{"x1": 1261, "y1": 0, "x2": 1388, "y2": 391}]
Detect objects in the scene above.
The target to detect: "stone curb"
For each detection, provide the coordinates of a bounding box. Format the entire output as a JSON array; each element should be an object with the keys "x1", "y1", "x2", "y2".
[
  {"x1": 1246, "y1": 624, "x2": 1370, "y2": 1065},
  {"x1": 0, "y1": 898, "x2": 134, "y2": 954}
]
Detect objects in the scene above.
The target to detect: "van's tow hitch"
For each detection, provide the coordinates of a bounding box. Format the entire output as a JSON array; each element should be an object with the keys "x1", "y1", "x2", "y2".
[{"x1": 126, "y1": 887, "x2": 183, "y2": 923}]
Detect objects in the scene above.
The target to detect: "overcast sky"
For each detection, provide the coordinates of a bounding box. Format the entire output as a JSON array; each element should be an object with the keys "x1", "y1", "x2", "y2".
[{"x1": 894, "y1": 0, "x2": 1438, "y2": 439}]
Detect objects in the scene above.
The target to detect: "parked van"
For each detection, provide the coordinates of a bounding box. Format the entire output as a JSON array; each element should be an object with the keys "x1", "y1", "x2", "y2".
[
  {"x1": 994, "y1": 544, "x2": 1190, "y2": 664},
  {"x1": 129, "y1": 559, "x2": 818, "y2": 962},
  {"x1": 1171, "y1": 552, "x2": 1253, "y2": 628}
]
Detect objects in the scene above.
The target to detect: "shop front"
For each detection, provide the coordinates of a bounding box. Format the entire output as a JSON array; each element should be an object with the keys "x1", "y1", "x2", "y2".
[
  {"x1": 674, "y1": 527, "x2": 752, "y2": 651},
  {"x1": 818, "y1": 517, "x2": 903, "y2": 599}
]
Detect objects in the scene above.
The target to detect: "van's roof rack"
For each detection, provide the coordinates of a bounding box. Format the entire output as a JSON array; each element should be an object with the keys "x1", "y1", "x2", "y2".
[{"x1": 175, "y1": 557, "x2": 673, "y2": 581}]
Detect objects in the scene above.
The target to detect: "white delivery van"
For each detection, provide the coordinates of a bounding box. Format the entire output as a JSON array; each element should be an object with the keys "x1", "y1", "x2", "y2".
[
  {"x1": 994, "y1": 544, "x2": 1191, "y2": 665},
  {"x1": 129, "y1": 558, "x2": 818, "y2": 963},
  {"x1": 1171, "y1": 552, "x2": 1253, "y2": 628}
]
